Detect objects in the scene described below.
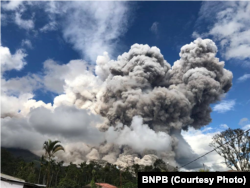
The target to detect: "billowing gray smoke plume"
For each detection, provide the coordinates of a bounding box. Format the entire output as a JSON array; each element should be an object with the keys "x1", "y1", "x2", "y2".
[
  {"x1": 64, "y1": 38, "x2": 232, "y2": 169},
  {"x1": 96, "y1": 39, "x2": 232, "y2": 131},
  {"x1": 1, "y1": 38, "x2": 233, "y2": 170}
]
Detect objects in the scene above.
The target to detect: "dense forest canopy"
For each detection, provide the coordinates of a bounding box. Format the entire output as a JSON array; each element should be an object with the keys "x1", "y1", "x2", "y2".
[{"x1": 1, "y1": 148, "x2": 172, "y2": 188}]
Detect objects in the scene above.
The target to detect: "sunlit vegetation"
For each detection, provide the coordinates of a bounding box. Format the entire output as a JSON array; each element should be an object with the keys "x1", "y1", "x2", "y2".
[{"x1": 1, "y1": 141, "x2": 173, "y2": 188}]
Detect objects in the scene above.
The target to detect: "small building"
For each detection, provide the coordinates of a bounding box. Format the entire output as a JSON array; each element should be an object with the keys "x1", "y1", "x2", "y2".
[
  {"x1": 95, "y1": 183, "x2": 117, "y2": 188},
  {"x1": 1, "y1": 173, "x2": 46, "y2": 188}
]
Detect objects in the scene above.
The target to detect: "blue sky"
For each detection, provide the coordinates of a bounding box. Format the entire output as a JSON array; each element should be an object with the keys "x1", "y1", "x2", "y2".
[{"x1": 1, "y1": 1, "x2": 250, "y2": 170}]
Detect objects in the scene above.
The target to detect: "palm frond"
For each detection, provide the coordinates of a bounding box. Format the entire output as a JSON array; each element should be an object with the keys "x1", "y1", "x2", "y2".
[
  {"x1": 52, "y1": 145, "x2": 65, "y2": 155},
  {"x1": 43, "y1": 139, "x2": 64, "y2": 161},
  {"x1": 48, "y1": 140, "x2": 61, "y2": 153}
]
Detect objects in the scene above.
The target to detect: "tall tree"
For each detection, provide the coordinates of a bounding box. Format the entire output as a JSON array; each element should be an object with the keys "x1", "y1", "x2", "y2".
[
  {"x1": 210, "y1": 128, "x2": 250, "y2": 171},
  {"x1": 38, "y1": 155, "x2": 46, "y2": 184},
  {"x1": 43, "y1": 139, "x2": 65, "y2": 187},
  {"x1": 55, "y1": 161, "x2": 64, "y2": 188}
]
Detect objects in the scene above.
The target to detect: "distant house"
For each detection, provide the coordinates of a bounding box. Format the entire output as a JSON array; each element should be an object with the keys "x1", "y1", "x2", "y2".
[
  {"x1": 1, "y1": 173, "x2": 46, "y2": 188},
  {"x1": 95, "y1": 183, "x2": 117, "y2": 188}
]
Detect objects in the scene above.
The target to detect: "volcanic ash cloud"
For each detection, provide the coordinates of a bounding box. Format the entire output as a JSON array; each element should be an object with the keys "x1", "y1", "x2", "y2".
[
  {"x1": 95, "y1": 38, "x2": 232, "y2": 131},
  {"x1": 1, "y1": 38, "x2": 233, "y2": 169},
  {"x1": 89, "y1": 38, "x2": 232, "y2": 168}
]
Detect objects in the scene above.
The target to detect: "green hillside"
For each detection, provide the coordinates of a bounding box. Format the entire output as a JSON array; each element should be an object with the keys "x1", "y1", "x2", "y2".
[{"x1": 1, "y1": 147, "x2": 40, "y2": 163}]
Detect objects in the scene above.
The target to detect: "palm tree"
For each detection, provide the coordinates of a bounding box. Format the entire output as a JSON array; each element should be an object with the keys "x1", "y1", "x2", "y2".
[
  {"x1": 43, "y1": 139, "x2": 65, "y2": 161},
  {"x1": 49, "y1": 159, "x2": 56, "y2": 187},
  {"x1": 38, "y1": 155, "x2": 46, "y2": 184},
  {"x1": 43, "y1": 139, "x2": 65, "y2": 188},
  {"x1": 41, "y1": 159, "x2": 49, "y2": 185},
  {"x1": 55, "y1": 161, "x2": 64, "y2": 188}
]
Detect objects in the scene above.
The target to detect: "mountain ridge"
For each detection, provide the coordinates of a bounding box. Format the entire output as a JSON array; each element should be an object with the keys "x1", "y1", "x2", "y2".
[{"x1": 1, "y1": 147, "x2": 40, "y2": 163}]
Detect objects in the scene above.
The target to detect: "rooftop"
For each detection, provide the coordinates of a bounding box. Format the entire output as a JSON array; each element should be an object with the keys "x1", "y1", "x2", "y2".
[
  {"x1": 1, "y1": 173, "x2": 25, "y2": 183},
  {"x1": 95, "y1": 183, "x2": 117, "y2": 188},
  {"x1": 1, "y1": 173, "x2": 46, "y2": 187}
]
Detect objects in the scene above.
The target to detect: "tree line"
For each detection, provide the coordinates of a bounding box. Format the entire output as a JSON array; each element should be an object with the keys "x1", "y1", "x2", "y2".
[
  {"x1": 1, "y1": 140, "x2": 171, "y2": 188},
  {"x1": 1, "y1": 128, "x2": 249, "y2": 188}
]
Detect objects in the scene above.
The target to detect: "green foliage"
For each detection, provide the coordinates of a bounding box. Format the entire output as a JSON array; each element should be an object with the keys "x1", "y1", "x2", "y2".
[
  {"x1": 43, "y1": 139, "x2": 65, "y2": 188},
  {"x1": 123, "y1": 182, "x2": 137, "y2": 188},
  {"x1": 210, "y1": 128, "x2": 250, "y2": 171},
  {"x1": 2, "y1": 147, "x2": 40, "y2": 162},
  {"x1": 1, "y1": 141, "x2": 174, "y2": 188},
  {"x1": 27, "y1": 173, "x2": 37, "y2": 183},
  {"x1": 90, "y1": 178, "x2": 96, "y2": 188},
  {"x1": 1, "y1": 149, "x2": 38, "y2": 183},
  {"x1": 15, "y1": 161, "x2": 38, "y2": 182},
  {"x1": 43, "y1": 139, "x2": 65, "y2": 160},
  {"x1": 198, "y1": 169, "x2": 210, "y2": 172},
  {"x1": 153, "y1": 159, "x2": 169, "y2": 172},
  {"x1": 1, "y1": 148, "x2": 19, "y2": 175},
  {"x1": 59, "y1": 177, "x2": 78, "y2": 188}
]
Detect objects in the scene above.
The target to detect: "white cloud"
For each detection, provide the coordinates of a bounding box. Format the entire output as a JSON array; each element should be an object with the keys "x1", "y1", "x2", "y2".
[
  {"x1": 1, "y1": 48, "x2": 103, "y2": 146},
  {"x1": 237, "y1": 74, "x2": 250, "y2": 82},
  {"x1": 220, "y1": 124, "x2": 229, "y2": 129},
  {"x1": 182, "y1": 128, "x2": 229, "y2": 171},
  {"x1": 242, "y1": 124, "x2": 250, "y2": 131},
  {"x1": 239, "y1": 118, "x2": 249, "y2": 126},
  {"x1": 2, "y1": 1, "x2": 132, "y2": 62},
  {"x1": 95, "y1": 52, "x2": 112, "y2": 81},
  {"x1": 1, "y1": 13, "x2": 8, "y2": 27},
  {"x1": 0, "y1": 46, "x2": 27, "y2": 72},
  {"x1": 0, "y1": 44, "x2": 50, "y2": 119},
  {"x1": 213, "y1": 100, "x2": 235, "y2": 113},
  {"x1": 21, "y1": 39, "x2": 33, "y2": 49},
  {"x1": 42, "y1": 59, "x2": 70, "y2": 93},
  {"x1": 60, "y1": 1, "x2": 132, "y2": 62},
  {"x1": 106, "y1": 116, "x2": 172, "y2": 152},
  {"x1": 43, "y1": 59, "x2": 102, "y2": 96},
  {"x1": 40, "y1": 21, "x2": 57, "y2": 33},
  {"x1": 1, "y1": 74, "x2": 42, "y2": 96},
  {"x1": 1, "y1": 106, "x2": 104, "y2": 150},
  {"x1": 150, "y1": 22, "x2": 159, "y2": 35},
  {"x1": 195, "y1": 1, "x2": 250, "y2": 63},
  {"x1": 1, "y1": 0, "x2": 24, "y2": 11},
  {"x1": 28, "y1": 106, "x2": 105, "y2": 144},
  {"x1": 192, "y1": 31, "x2": 202, "y2": 39},
  {"x1": 15, "y1": 12, "x2": 34, "y2": 30},
  {"x1": 1, "y1": 71, "x2": 49, "y2": 119},
  {"x1": 40, "y1": 58, "x2": 104, "y2": 115}
]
